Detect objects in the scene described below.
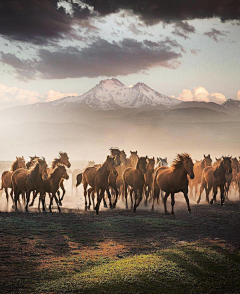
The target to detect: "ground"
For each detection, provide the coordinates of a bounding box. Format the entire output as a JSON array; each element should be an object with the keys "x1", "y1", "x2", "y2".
[{"x1": 0, "y1": 196, "x2": 240, "y2": 293}]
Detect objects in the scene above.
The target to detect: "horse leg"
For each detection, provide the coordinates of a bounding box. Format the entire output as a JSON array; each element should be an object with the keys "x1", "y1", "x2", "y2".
[
  {"x1": 49, "y1": 193, "x2": 53, "y2": 213},
  {"x1": 183, "y1": 191, "x2": 191, "y2": 213},
  {"x1": 133, "y1": 190, "x2": 138, "y2": 213},
  {"x1": 95, "y1": 189, "x2": 104, "y2": 215},
  {"x1": 135, "y1": 188, "x2": 143, "y2": 212},
  {"x1": 144, "y1": 185, "x2": 149, "y2": 207},
  {"x1": 59, "y1": 181, "x2": 65, "y2": 205},
  {"x1": 25, "y1": 191, "x2": 31, "y2": 212},
  {"x1": 53, "y1": 193, "x2": 61, "y2": 212},
  {"x1": 220, "y1": 184, "x2": 225, "y2": 206},
  {"x1": 103, "y1": 193, "x2": 108, "y2": 208},
  {"x1": 163, "y1": 192, "x2": 170, "y2": 214},
  {"x1": 83, "y1": 182, "x2": 88, "y2": 211},
  {"x1": 124, "y1": 183, "x2": 128, "y2": 209},
  {"x1": 5, "y1": 188, "x2": 9, "y2": 203},
  {"x1": 106, "y1": 188, "x2": 113, "y2": 208},
  {"x1": 87, "y1": 188, "x2": 94, "y2": 210},
  {"x1": 91, "y1": 191, "x2": 95, "y2": 209},
  {"x1": 130, "y1": 188, "x2": 134, "y2": 210},
  {"x1": 205, "y1": 183, "x2": 212, "y2": 203},
  {"x1": 197, "y1": 182, "x2": 205, "y2": 204},
  {"x1": 170, "y1": 193, "x2": 175, "y2": 215},
  {"x1": 152, "y1": 186, "x2": 160, "y2": 211},
  {"x1": 29, "y1": 190, "x2": 38, "y2": 207},
  {"x1": 210, "y1": 185, "x2": 217, "y2": 205}
]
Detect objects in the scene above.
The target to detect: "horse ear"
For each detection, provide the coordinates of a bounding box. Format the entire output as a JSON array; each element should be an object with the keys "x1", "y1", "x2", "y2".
[
  {"x1": 215, "y1": 157, "x2": 217, "y2": 160},
  {"x1": 146, "y1": 156, "x2": 148, "y2": 159},
  {"x1": 204, "y1": 154, "x2": 206, "y2": 158},
  {"x1": 208, "y1": 154, "x2": 210, "y2": 157},
  {"x1": 107, "y1": 155, "x2": 110, "y2": 159},
  {"x1": 153, "y1": 157, "x2": 155, "y2": 160}
]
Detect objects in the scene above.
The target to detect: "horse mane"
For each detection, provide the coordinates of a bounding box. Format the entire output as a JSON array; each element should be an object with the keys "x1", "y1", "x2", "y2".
[
  {"x1": 51, "y1": 157, "x2": 61, "y2": 169},
  {"x1": 10, "y1": 158, "x2": 19, "y2": 171},
  {"x1": 172, "y1": 153, "x2": 191, "y2": 170},
  {"x1": 50, "y1": 164, "x2": 65, "y2": 178}
]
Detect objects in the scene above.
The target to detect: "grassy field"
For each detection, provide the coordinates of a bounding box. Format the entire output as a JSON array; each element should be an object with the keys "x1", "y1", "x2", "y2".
[{"x1": 0, "y1": 201, "x2": 240, "y2": 293}]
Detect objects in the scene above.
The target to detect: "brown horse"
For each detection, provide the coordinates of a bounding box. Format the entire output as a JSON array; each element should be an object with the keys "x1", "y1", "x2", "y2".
[
  {"x1": 1, "y1": 156, "x2": 26, "y2": 203},
  {"x1": 144, "y1": 157, "x2": 155, "y2": 206},
  {"x1": 11, "y1": 158, "x2": 48, "y2": 211},
  {"x1": 81, "y1": 156, "x2": 117, "y2": 212},
  {"x1": 152, "y1": 153, "x2": 194, "y2": 215},
  {"x1": 43, "y1": 165, "x2": 69, "y2": 212},
  {"x1": 73, "y1": 161, "x2": 95, "y2": 195},
  {"x1": 129, "y1": 151, "x2": 139, "y2": 168},
  {"x1": 224, "y1": 157, "x2": 239, "y2": 199},
  {"x1": 213, "y1": 157, "x2": 221, "y2": 168},
  {"x1": 189, "y1": 154, "x2": 212, "y2": 197},
  {"x1": 197, "y1": 157, "x2": 232, "y2": 205},
  {"x1": 52, "y1": 152, "x2": 71, "y2": 205},
  {"x1": 110, "y1": 148, "x2": 121, "y2": 166},
  {"x1": 236, "y1": 172, "x2": 240, "y2": 198},
  {"x1": 123, "y1": 156, "x2": 147, "y2": 212}
]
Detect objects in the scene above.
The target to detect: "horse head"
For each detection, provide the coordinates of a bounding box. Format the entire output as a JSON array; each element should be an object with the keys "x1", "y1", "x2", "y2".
[
  {"x1": 106, "y1": 155, "x2": 118, "y2": 176},
  {"x1": 222, "y1": 156, "x2": 232, "y2": 175},
  {"x1": 137, "y1": 156, "x2": 147, "y2": 174},
  {"x1": 59, "y1": 151, "x2": 71, "y2": 168}
]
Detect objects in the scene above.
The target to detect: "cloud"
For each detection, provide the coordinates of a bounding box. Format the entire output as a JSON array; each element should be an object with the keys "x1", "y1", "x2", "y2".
[
  {"x1": 190, "y1": 49, "x2": 200, "y2": 55},
  {"x1": 172, "y1": 21, "x2": 196, "y2": 39},
  {"x1": 0, "y1": 84, "x2": 40, "y2": 104},
  {"x1": 82, "y1": 0, "x2": 240, "y2": 24},
  {"x1": 204, "y1": 28, "x2": 228, "y2": 42},
  {"x1": 0, "y1": 0, "x2": 94, "y2": 44},
  {"x1": 0, "y1": 38, "x2": 182, "y2": 79},
  {"x1": 0, "y1": 1, "x2": 239, "y2": 44},
  {"x1": 46, "y1": 90, "x2": 79, "y2": 102},
  {"x1": 176, "y1": 86, "x2": 226, "y2": 104}
]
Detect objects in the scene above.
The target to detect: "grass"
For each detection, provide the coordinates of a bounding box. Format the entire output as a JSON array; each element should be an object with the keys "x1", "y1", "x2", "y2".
[{"x1": 35, "y1": 243, "x2": 240, "y2": 294}]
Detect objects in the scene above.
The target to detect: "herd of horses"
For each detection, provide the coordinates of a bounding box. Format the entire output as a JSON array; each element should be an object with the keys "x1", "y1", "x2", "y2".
[{"x1": 0, "y1": 149, "x2": 238, "y2": 215}]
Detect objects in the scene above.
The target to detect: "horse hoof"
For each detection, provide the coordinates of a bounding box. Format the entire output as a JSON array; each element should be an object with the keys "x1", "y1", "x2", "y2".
[
  {"x1": 151, "y1": 207, "x2": 154, "y2": 212},
  {"x1": 87, "y1": 206, "x2": 91, "y2": 210},
  {"x1": 196, "y1": 200, "x2": 200, "y2": 204},
  {"x1": 96, "y1": 210, "x2": 99, "y2": 215},
  {"x1": 29, "y1": 203, "x2": 33, "y2": 207},
  {"x1": 104, "y1": 204, "x2": 108, "y2": 208},
  {"x1": 210, "y1": 200, "x2": 213, "y2": 205},
  {"x1": 165, "y1": 211, "x2": 170, "y2": 215},
  {"x1": 110, "y1": 206, "x2": 114, "y2": 209},
  {"x1": 59, "y1": 202, "x2": 62, "y2": 207},
  {"x1": 85, "y1": 206, "x2": 87, "y2": 211},
  {"x1": 125, "y1": 206, "x2": 128, "y2": 210},
  {"x1": 43, "y1": 210, "x2": 47, "y2": 213},
  {"x1": 144, "y1": 202, "x2": 148, "y2": 207}
]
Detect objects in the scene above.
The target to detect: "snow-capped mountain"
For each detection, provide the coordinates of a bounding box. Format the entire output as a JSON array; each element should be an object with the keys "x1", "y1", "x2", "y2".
[{"x1": 53, "y1": 78, "x2": 181, "y2": 110}]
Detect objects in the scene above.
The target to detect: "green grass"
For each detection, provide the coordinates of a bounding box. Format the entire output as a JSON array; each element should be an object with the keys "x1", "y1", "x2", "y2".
[{"x1": 35, "y1": 243, "x2": 240, "y2": 294}]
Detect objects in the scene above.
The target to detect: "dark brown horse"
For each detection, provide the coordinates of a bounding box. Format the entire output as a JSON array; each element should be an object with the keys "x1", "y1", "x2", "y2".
[
  {"x1": 189, "y1": 154, "x2": 212, "y2": 197},
  {"x1": 123, "y1": 157, "x2": 147, "y2": 212},
  {"x1": 80, "y1": 156, "x2": 117, "y2": 212},
  {"x1": 152, "y1": 153, "x2": 194, "y2": 215},
  {"x1": 144, "y1": 157, "x2": 155, "y2": 206},
  {"x1": 11, "y1": 158, "x2": 48, "y2": 211},
  {"x1": 43, "y1": 165, "x2": 69, "y2": 212},
  {"x1": 0, "y1": 156, "x2": 26, "y2": 203},
  {"x1": 197, "y1": 156, "x2": 232, "y2": 205}
]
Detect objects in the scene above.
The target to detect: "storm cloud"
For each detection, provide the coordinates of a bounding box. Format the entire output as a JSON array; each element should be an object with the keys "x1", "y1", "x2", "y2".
[
  {"x1": 1, "y1": 38, "x2": 182, "y2": 79},
  {"x1": 0, "y1": 1, "x2": 240, "y2": 44}
]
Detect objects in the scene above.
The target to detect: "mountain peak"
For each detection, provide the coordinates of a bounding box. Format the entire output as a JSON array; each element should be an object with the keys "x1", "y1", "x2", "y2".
[
  {"x1": 133, "y1": 82, "x2": 151, "y2": 89},
  {"x1": 99, "y1": 78, "x2": 125, "y2": 88}
]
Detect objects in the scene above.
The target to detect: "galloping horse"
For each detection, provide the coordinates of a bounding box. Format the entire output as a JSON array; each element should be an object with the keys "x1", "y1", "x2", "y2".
[
  {"x1": 152, "y1": 153, "x2": 194, "y2": 215},
  {"x1": 189, "y1": 154, "x2": 212, "y2": 197},
  {"x1": 11, "y1": 158, "x2": 48, "y2": 211},
  {"x1": 123, "y1": 157, "x2": 147, "y2": 212},
  {"x1": 197, "y1": 156, "x2": 232, "y2": 205},
  {"x1": 0, "y1": 156, "x2": 26, "y2": 203},
  {"x1": 81, "y1": 156, "x2": 117, "y2": 212},
  {"x1": 144, "y1": 157, "x2": 155, "y2": 206},
  {"x1": 43, "y1": 165, "x2": 69, "y2": 212},
  {"x1": 72, "y1": 161, "x2": 95, "y2": 195}
]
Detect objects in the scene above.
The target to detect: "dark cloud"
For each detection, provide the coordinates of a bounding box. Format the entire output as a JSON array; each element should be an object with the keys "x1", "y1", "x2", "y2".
[
  {"x1": 0, "y1": 0, "x2": 92, "y2": 44},
  {"x1": 204, "y1": 28, "x2": 228, "y2": 42},
  {"x1": 82, "y1": 0, "x2": 240, "y2": 24},
  {"x1": 0, "y1": 38, "x2": 182, "y2": 79}
]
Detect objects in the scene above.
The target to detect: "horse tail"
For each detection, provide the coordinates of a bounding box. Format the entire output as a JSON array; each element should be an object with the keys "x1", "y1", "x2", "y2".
[
  {"x1": 0, "y1": 173, "x2": 4, "y2": 190},
  {"x1": 76, "y1": 173, "x2": 83, "y2": 187}
]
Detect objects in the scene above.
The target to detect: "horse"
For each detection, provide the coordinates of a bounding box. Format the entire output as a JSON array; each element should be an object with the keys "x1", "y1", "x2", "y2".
[
  {"x1": 51, "y1": 152, "x2": 71, "y2": 205},
  {"x1": 0, "y1": 156, "x2": 26, "y2": 204},
  {"x1": 129, "y1": 151, "x2": 139, "y2": 168},
  {"x1": 197, "y1": 156, "x2": 232, "y2": 206},
  {"x1": 42, "y1": 165, "x2": 69, "y2": 212},
  {"x1": 236, "y1": 172, "x2": 240, "y2": 198},
  {"x1": 110, "y1": 148, "x2": 121, "y2": 166},
  {"x1": 94, "y1": 156, "x2": 118, "y2": 214},
  {"x1": 123, "y1": 157, "x2": 147, "y2": 212},
  {"x1": 11, "y1": 158, "x2": 48, "y2": 212},
  {"x1": 144, "y1": 157, "x2": 155, "y2": 206},
  {"x1": 156, "y1": 157, "x2": 168, "y2": 168},
  {"x1": 213, "y1": 157, "x2": 221, "y2": 168},
  {"x1": 152, "y1": 153, "x2": 194, "y2": 215},
  {"x1": 72, "y1": 161, "x2": 95, "y2": 195},
  {"x1": 80, "y1": 156, "x2": 117, "y2": 212},
  {"x1": 189, "y1": 154, "x2": 212, "y2": 197}
]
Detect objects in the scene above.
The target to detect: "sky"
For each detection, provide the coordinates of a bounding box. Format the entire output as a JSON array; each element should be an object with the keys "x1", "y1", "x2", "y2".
[{"x1": 0, "y1": 0, "x2": 240, "y2": 110}]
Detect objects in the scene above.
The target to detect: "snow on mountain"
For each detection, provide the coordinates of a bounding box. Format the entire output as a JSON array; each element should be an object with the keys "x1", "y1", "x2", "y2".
[{"x1": 52, "y1": 78, "x2": 180, "y2": 110}]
